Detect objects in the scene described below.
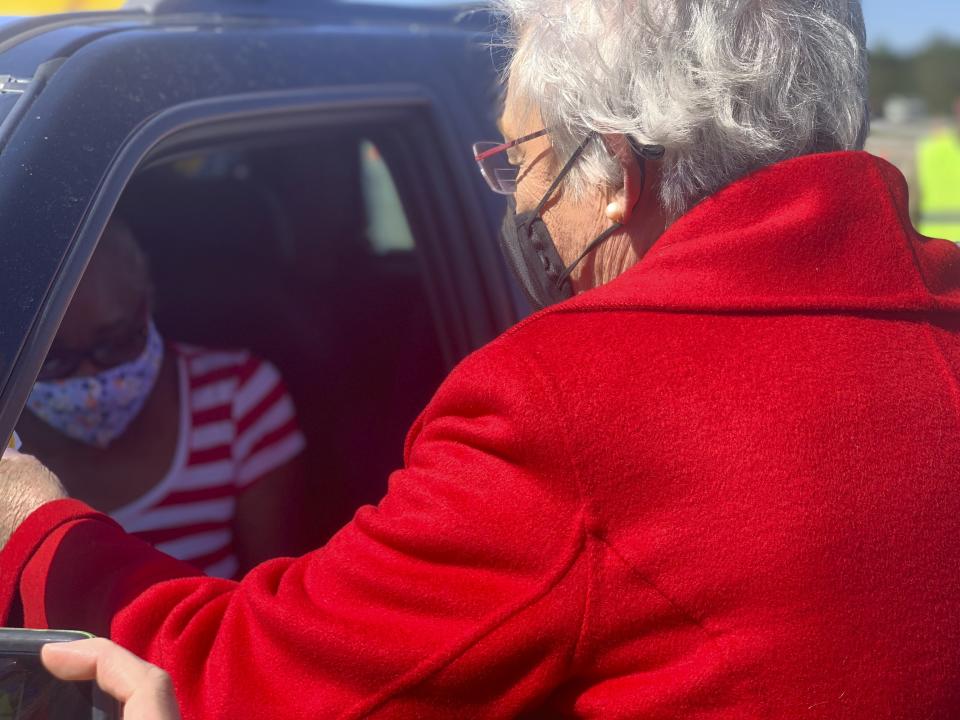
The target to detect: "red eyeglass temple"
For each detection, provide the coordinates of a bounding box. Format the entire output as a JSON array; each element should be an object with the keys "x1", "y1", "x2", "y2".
[{"x1": 474, "y1": 129, "x2": 549, "y2": 161}]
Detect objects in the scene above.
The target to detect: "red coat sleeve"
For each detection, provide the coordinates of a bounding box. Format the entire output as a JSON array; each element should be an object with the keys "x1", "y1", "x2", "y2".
[{"x1": 1, "y1": 341, "x2": 591, "y2": 719}]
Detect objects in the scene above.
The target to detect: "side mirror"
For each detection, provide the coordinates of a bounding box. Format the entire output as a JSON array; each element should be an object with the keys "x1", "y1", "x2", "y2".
[{"x1": 0, "y1": 629, "x2": 119, "y2": 720}]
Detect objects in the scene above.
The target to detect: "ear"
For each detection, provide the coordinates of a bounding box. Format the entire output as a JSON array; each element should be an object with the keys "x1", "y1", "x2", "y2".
[{"x1": 601, "y1": 133, "x2": 645, "y2": 224}]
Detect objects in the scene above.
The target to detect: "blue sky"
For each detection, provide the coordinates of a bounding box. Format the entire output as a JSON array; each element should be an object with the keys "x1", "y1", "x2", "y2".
[
  {"x1": 363, "y1": 0, "x2": 956, "y2": 53},
  {"x1": 862, "y1": 0, "x2": 959, "y2": 50},
  {"x1": 372, "y1": 0, "x2": 959, "y2": 52}
]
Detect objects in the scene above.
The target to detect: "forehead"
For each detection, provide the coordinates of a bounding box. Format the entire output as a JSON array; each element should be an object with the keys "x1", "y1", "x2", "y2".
[
  {"x1": 498, "y1": 82, "x2": 514, "y2": 135},
  {"x1": 499, "y1": 78, "x2": 534, "y2": 139},
  {"x1": 54, "y1": 244, "x2": 149, "y2": 346},
  {"x1": 76, "y1": 255, "x2": 145, "y2": 309}
]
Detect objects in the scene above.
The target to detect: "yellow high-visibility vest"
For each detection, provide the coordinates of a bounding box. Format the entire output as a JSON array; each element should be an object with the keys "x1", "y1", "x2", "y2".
[
  {"x1": 917, "y1": 128, "x2": 960, "y2": 242},
  {"x1": 0, "y1": 0, "x2": 123, "y2": 13}
]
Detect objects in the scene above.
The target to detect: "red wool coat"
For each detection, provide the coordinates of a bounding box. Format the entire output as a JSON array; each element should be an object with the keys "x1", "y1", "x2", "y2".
[{"x1": 2, "y1": 151, "x2": 960, "y2": 718}]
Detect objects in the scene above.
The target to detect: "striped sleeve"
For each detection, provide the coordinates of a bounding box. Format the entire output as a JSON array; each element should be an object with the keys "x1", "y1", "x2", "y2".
[{"x1": 231, "y1": 355, "x2": 306, "y2": 488}]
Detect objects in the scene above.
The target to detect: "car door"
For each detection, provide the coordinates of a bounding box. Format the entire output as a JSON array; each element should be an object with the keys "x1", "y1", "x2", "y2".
[{"x1": 0, "y1": 6, "x2": 518, "y2": 457}]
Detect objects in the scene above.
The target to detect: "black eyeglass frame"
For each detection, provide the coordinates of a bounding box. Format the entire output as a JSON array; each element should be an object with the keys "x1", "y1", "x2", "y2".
[{"x1": 36, "y1": 301, "x2": 151, "y2": 381}]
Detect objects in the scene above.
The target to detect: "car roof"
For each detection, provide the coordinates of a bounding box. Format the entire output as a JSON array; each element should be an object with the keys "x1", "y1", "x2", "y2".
[
  {"x1": 0, "y1": 0, "x2": 494, "y2": 53},
  {"x1": 0, "y1": 0, "x2": 498, "y2": 116},
  {"x1": 137, "y1": 0, "x2": 491, "y2": 25}
]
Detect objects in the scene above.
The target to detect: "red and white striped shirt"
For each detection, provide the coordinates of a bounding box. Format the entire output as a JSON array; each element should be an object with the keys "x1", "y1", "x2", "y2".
[{"x1": 111, "y1": 345, "x2": 305, "y2": 579}]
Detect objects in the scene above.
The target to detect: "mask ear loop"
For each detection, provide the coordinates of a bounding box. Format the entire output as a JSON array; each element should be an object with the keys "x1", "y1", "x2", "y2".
[
  {"x1": 555, "y1": 222, "x2": 624, "y2": 288},
  {"x1": 533, "y1": 132, "x2": 598, "y2": 217},
  {"x1": 555, "y1": 147, "x2": 659, "y2": 288}
]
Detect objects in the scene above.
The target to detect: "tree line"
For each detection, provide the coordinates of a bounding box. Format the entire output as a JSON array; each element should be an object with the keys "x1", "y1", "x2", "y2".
[{"x1": 870, "y1": 39, "x2": 960, "y2": 117}]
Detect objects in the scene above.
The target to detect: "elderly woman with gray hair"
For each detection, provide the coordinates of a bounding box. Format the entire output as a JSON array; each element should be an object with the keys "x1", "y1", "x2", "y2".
[{"x1": 2, "y1": 1, "x2": 959, "y2": 717}]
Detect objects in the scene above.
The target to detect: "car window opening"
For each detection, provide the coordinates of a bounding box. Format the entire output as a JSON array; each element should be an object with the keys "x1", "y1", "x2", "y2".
[{"x1": 16, "y1": 129, "x2": 449, "y2": 574}]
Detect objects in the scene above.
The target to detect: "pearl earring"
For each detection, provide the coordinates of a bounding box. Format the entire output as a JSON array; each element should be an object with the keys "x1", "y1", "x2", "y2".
[{"x1": 606, "y1": 202, "x2": 624, "y2": 223}]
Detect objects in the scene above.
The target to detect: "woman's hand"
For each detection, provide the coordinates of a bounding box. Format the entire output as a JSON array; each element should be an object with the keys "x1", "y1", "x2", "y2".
[
  {"x1": 41, "y1": 638, "x2": 181, "y2": 720},
  {"x1": 0, "y1": 450, "x2": 67, "y2": 548}
]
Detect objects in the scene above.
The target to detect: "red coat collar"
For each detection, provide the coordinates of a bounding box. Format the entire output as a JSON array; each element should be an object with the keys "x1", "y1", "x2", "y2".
[{"x1": 565, "y1": 151, "x2": 960, "y2": 315}]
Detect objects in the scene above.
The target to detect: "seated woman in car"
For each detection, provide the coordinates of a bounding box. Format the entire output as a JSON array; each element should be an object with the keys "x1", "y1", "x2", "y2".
[
  {"x1": 15, "y1": 218, "x2": 308, "y2": 579},
  {"x1": 4, "y1": 0, "x2": 960, "y2": 717}
]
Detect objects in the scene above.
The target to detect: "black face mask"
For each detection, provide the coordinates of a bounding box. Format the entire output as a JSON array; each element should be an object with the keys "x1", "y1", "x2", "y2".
[
  {"x1": 500, "y1": 197, "x2": 625, "y2": 310},
  {"x1": 499, "y1": 133, "x2": 661, "y2": 311}
]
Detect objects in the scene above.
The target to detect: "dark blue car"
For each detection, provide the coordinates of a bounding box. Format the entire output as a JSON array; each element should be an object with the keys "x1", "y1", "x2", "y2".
[{"x1": 0, "y1": 0, "x2": 521, "y2": 532}]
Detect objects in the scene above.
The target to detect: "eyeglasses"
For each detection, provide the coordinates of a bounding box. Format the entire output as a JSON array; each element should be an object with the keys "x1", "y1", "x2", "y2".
[
  {"x1": 37, "y1": 302, "x2": 150, "y2": 381},
  {"x1": 472, "y1": 128, "x2": 549, "y2": 195},
  {"x1": 473, "y1": 129, "x2": 666, "y2": 196}
]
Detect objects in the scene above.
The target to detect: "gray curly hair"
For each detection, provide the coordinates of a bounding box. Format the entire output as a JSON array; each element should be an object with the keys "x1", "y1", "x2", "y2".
[{"x1": 494, "y1": 0, "x2": 870, "y2": 220}]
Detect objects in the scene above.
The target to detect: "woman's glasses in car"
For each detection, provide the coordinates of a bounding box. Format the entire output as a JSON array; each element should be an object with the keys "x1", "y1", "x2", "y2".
[{"x1": 37, "y1": 302, "x2": 150, "y2": 381}]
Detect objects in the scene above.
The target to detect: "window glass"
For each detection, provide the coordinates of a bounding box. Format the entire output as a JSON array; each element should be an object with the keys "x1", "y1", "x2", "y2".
[{"x1": 360, "y1": 140, "x2": 416, "y2": 254}]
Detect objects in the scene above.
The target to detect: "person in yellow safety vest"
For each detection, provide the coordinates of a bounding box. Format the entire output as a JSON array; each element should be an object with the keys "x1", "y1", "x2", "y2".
[
  {"x1": 916, "y1": 99, "x2": 960, "y2": 243},
  {"x1": 1, "y1": 0, "x2": 123, "y2": 13}
]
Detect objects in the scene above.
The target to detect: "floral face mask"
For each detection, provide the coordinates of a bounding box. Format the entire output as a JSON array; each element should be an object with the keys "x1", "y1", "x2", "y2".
[{"x1": 26, "y1": 320, "x2": 165, "y2": 448}]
